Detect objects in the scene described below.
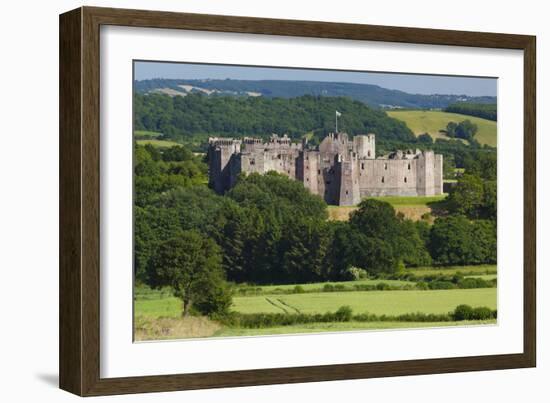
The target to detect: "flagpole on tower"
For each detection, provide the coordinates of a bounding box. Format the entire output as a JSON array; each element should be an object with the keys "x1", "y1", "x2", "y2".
[{"x1": 335, "y1": 110, "x2": 341, "y2": 133}]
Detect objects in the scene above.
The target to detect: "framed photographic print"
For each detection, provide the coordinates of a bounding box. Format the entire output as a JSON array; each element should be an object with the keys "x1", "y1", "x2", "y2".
[{"x1": 59, "y1": 6, "x2": 536, "y2": 396}]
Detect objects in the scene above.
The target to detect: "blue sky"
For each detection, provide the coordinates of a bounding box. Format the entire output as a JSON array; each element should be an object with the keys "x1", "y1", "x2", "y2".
[{"x1": 134, "y1": 61, "x2": 497, "y2": 97}]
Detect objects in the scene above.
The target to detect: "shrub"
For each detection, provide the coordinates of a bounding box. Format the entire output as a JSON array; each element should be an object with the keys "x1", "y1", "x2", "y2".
[
  {"x1": 471, "y1": 306, "x2": 495, "y2": 320},
  {"x1": 376, "y1": 282, "x2": 391, "y2": 291},
  {"x1": 323, "y1": 284, "x2": 335, "y2": 292},
  {"x1": 428, "y1": 281, "x2": 456, "y2": 290},
  {"x1": 345, "y1": 267, "x2": 370, "y2": 280},
  {"x1": 416, "y1": 281, "x2": 429, "y2": 290},
  {"x1": 334, "y1": 306, "x2": 353, "y2": 322},
  {"x1": 458, "y1": 277, "x2": 493, "y2": 289},
  {"x1": 453, "y1": 304, "x2": 474, "y2": 320},
  {"x1": 293, "y1": 285, "x2": 305, "y2": 294},
  {"x1": 354, "y1": 284, "x2": 376, "y2": 291}
]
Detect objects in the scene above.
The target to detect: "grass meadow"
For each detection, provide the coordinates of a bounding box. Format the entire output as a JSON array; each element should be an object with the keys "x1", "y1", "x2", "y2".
[
  {"x1": 136, "y1": 139, "x2": 183, "y2": 148},
  {"x1": 387, "y1": 110, "x2": 497, "y2": 147},
  {"x1": 134, "y1": 265, "x2": 497, "y2": 340},
  {"x1": 327, "y1": 194, "x2": 446, "y2": 222}
]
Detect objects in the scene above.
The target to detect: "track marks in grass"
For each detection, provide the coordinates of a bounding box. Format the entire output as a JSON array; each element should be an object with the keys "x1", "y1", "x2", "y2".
[
  {"x1": 277, "y1": 298, "x2": 301, "y2": 314},
  {"x1": 265, "y1": 297, "x2": 288, "y2": 313}
]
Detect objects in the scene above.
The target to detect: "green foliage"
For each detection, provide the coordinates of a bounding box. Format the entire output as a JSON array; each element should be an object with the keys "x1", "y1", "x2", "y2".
[
  {"x1": 134, "y1": 144, "x2": 207, "y2": 207},
  {"x1": 429, "y1": 216, "x2": 497, "y2": 265},
  {"x1": 463, "y1": 151, "x2": 497, "y2": 180},
  {"x1": 148, "y1": 230, "x2": 231, "y2": 317},
  {"x1": 453, "y1": 304, "x2": 473, "y2": 320},
  {"x1": 447, "y1": 174, "x2": 484, "y2": 217},
  {"x1": 417, "y1": 133, "x2": 434, "y2": 144},
  {"x1": 348, "y1": 199, "x2": 432, "y2": 269},
  {"x1": 220, "y1": 304, "x2": 495, "y2": 328},
  {"x1": 452, "y1": 304, "x2": 496, "y2": 321},
  {"x1": 447, "y1": 174, "x2": 496, "y2": 219},
  {"x1": 446, "y1": 119, "x2": 478, "y2": 143},
  {"x1": 134, "y1": 93, "x2": 416, "y2": 148},
  {"x1": 445, "y1": 102, "x2": 497, "y2": 121},
  {"x1": 428, "y1": 281, "x2": 456, "y2": 290}
]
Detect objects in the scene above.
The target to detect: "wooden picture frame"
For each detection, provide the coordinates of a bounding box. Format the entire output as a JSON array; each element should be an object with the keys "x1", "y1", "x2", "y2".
[{"x1": 59, "y1": 6, "x2": 536, "y2": 396}]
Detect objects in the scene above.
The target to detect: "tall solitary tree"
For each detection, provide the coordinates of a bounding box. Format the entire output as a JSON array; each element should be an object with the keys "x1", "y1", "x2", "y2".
[{"x1": 148, "y1": 230, "x2": 230, "y2": 317}]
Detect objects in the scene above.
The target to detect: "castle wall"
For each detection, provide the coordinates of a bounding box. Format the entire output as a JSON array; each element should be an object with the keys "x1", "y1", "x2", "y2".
[
  {"x1": 434, "y1": 154, "x2": 443, "y2": 195},
  {"x1": 358, "y1": 158, "x2": 418, "y2": 197}
]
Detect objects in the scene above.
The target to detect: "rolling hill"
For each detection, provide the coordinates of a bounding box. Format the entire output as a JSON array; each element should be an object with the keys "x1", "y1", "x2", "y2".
[
  {"x1": 134, "y1": 78, "x2": 496, "y2": 110},
  {"x1": 387, "y1": 110, "x2": 497, "y2": 147}
]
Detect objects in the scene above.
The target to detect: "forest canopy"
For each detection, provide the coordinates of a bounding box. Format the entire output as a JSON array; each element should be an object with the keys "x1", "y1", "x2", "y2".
[{"x1": 133, "y1": 93, "x2": 417, "y2": 147}]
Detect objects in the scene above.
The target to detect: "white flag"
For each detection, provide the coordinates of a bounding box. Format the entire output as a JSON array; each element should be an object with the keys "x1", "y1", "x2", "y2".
[{"x1": 335, "y1": 111, "x2": 342, "y2": 117}]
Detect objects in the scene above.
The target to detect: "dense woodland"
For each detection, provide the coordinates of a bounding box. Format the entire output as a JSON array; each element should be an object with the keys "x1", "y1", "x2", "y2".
[
  {"x1": 134, "y1": 93, "x2": 417, "y2": 146},
  {"x1": 444, "y1": 102, "x2": 497, "y2": 121},
  {"x1": 134, "y1": 141, "x2": 497, "y2": 316}
]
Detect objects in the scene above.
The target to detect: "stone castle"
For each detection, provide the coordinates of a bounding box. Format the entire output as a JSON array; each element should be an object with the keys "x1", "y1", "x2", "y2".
[{"x1": 208, "y1": 133, "x2": 443, "y2": 206}]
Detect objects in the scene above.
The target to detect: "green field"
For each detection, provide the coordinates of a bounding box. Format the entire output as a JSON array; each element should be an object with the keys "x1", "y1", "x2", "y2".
[
  {"x1": 135, "y1": 286, "x2": 496, "y2": 318},
  {"x1": 367, "y1": 195, "x2": 446, "y2": 206},
  {"x1": 135, "y1": 264, "x2": 497, "y2": 339},
  {"x1": 232, "y1": 289, "x2": 496, "y2": 315},
  {"x1": 136, "y1": 139, "x2": 182, "y2": 148},
  {"x1": 327, "y1": 194, "x2": 446, "y2": 222},
  {"x1": 387, "y1": 110, "x2": 497, "y2": 147},
  {"x1": 134, "y1": 130, "x2": 162, "y2": 138}
]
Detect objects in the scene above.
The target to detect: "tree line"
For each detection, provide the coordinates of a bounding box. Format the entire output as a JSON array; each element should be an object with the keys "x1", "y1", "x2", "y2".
[
  {"x1": 134, "y1": 93, "x2": 417, "y2": 147},
  {"x1": 444, "y1": 102, "x2": 497, "y2": 121}
]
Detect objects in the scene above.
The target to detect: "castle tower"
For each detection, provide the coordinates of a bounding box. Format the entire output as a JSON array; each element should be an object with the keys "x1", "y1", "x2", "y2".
[
  {"x1": 208, "y1": 137, "x2": 241, "y2": 194},
  {"x1": 353, "y1": 134, "x2": 376, "y2": 159},
  {"x1": 416, "y1": 150, "x2": 435, "y2": 196},
  {"x1": 337, "y1": 154, "x2": 361, "y2": 206}
]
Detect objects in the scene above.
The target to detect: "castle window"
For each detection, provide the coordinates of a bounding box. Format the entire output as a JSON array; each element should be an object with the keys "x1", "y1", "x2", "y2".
[
  {"x1": 368, "y1": 151, "x2": 371, "y2": 157},
  {"x1": 318, "y1": 169, "x2": 321, "y2": 174},
  {"x1": 381, "y1": 176, "x2": 385, "y2": 183},
  {"x1": 384, "y1": 163, "x2": 388, "y2": 170},
  {"x1": 306, "y1": 178, "x2": 309, "y2": 182},
  {"x1": 404, "y1": 177, "x2": 407, "y2": 183},
  {"x1": 408, "y1": 163, "x2": 411, "y2": 170},
  {"x1": 361, "y1": 163, "x2": 365, "y2": 170},
  {"x1": 250, "y1": 159, "x2": 255, "y2": 166},
  {"x1": 346, "y1": 190, "x2": 349, "y2": 195}
]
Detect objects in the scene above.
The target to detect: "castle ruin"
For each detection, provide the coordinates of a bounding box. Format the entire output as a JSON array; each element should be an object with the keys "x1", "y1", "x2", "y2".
[{"x1": 208, "y1": 133, "x2": 443, "y2": 206}]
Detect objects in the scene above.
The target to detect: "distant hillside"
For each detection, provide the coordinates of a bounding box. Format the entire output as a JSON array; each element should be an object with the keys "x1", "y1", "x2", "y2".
[
  {"x1": 133, "y1": 93, "x2": 417, "y2": 150},
  {"x1": 387, "y1": 110, "x2": 497, "y2": 147},
  {"x1": 134, "y1": 78, "x2": 496, "y2": 109}
]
